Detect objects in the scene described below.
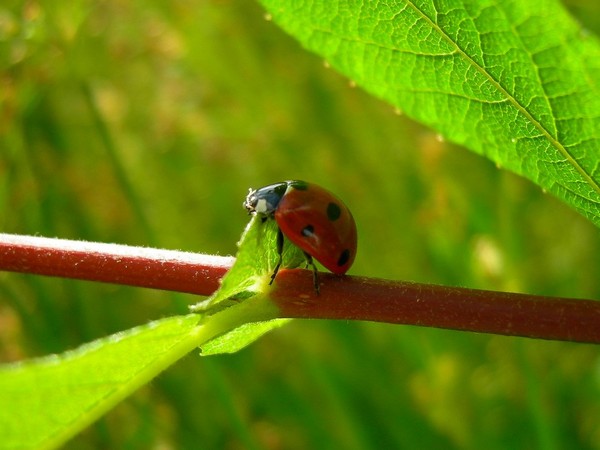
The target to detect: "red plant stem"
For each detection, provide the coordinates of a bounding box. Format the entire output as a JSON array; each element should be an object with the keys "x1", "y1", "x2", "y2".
[
  {"x1": 1, "y1": 233, "x2": 599, "y2": 343},
  {"x1": 272, "y1": 271, "x2": 600, "y2": 344},
  {"x1": 0, "y1": 234, "x2": 232, "y2": 296}
]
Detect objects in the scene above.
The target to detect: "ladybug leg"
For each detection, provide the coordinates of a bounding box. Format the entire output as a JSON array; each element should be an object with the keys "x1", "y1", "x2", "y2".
[
  {"x1": 303, "y1": 252, "x2": 320, "y2": 295},
  {"x1": 269, "y1": 227, "x2": 284, "y2": 285}
]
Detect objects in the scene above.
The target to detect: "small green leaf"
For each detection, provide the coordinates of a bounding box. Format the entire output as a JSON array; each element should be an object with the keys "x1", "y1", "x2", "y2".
[
  {"x1": 200, "y1": 317, "x2": 290, "y2": 355},
  {"x1": 259, "y1": 0, "x2": 600, "y2": 226},
  {"x1": 192, "y1": 215, "x2": 305, "y2": 310},
  {"x1": 0, "y1": 314, "x2": 202, "y2": 450},
  {"x1": 192, "y1": 215, "x2": 301, "y2": 354}
]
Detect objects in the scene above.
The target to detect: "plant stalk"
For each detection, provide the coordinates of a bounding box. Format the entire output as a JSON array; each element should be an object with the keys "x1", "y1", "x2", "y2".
[{"x1": 1, "y1": 233, "x2": 599, "y2": 344}]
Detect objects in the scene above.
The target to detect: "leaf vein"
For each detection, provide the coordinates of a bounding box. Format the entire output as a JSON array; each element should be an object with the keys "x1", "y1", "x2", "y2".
[{"x1": 403, "y1": 0, "x2": 600, "y2": 197}]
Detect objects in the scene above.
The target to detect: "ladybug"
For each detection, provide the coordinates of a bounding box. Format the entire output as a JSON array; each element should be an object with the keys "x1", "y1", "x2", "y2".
[{"x1": 244, "y1": 180, "x2": 357, "y2": 293}]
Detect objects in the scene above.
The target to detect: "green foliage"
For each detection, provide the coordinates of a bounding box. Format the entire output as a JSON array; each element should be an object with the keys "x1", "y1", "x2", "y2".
[
  {"x1": 195, "y1": 215, "x2": 305, "y2": 309},
  {"x1": 0, "y1": 315, "x2": 203, "y2": 450},
  {"x1": 1, "y1": 0, "x2": 600, "y2": 449},
  {"x1": 0, "y1": 301, "x2": 286, "y2": 449},
  {"x1": 193, "y1": 216, "x2": 298, "y2": 355},
  {"x1": 200, "y1": 319, "x2": 289, "y2": 356},
  {"x1": 260, "y1": 0, "x2": 600, "y2": 226},
  {"x1": 0, "y1": 216, "x2": 292, "y2": 449}
]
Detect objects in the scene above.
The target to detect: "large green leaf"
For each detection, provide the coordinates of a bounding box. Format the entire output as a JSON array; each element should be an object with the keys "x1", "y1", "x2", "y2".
[
  {"x1": 0, "y1": 300, "x2": 284, "y2": 449},
  {"x1": 0, "y1": 315, "x2": 203, "y2": 450},
  {"x1": 259, "y1": 0, "x2": 600, "y2": 226}
]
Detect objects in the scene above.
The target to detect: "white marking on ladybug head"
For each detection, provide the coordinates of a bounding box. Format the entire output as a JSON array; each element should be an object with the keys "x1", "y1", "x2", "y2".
[{"x1": 255, "y1": 198, "x2": 269, "y2": 214}]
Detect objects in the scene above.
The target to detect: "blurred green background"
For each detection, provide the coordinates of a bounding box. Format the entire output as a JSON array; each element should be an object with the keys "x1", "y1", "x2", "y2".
[{"x1": 2, "y1": 1, "x2": 600, "y2": 448}]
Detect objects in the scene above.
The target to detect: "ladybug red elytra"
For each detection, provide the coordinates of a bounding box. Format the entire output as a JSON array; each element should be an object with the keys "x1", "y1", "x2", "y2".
[{"x1": 244, "y1": 180, "x2": 357, "y2": 293}]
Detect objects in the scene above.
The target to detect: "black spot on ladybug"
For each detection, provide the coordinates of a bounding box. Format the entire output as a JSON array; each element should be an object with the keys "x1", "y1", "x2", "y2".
[
  {"x1": 337, "y1": 249, "x2": 351, "y2": 267},
  {"x1": 301, "y1": 224, "x2": 315, "y2": 237},
  {"x1": 326, "y1": 202, "x2": 341, "y2": 221},
  {"x1": 289, "y1": 180, "x2": 309, "y2": 190}
]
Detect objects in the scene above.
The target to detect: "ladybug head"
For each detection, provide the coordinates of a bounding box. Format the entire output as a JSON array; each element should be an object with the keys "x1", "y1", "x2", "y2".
[
  {"x1": 243, "y1": 188, "x2": 259, "y2": 215},
  {"x1": 243, "y1": 187, "x2": 276, "y2": 216},
  {"x1": 243, "y1": 183, "x2": 287, "y2": 217}
]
